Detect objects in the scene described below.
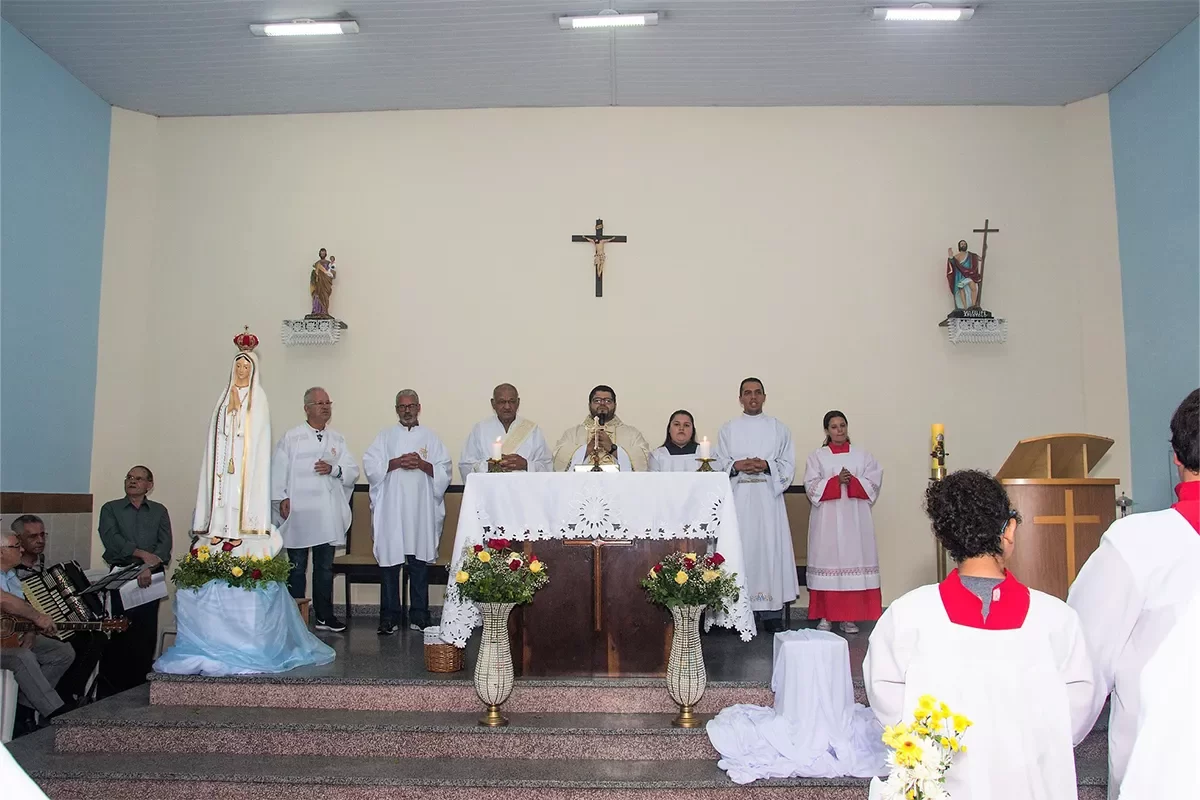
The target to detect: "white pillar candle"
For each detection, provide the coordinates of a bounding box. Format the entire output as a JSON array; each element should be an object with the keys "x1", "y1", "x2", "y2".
[
  {"x1": 698, "y1": 437, "x2": 712, "y2": 460},
  {"x1": 490, "y1": 437, "x2": 503, "y2": 460}
]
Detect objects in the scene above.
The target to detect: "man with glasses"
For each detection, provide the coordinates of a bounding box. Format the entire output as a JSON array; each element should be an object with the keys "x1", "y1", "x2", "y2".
[
  {"x1": 271, "y1": 387, "x2": 359, "y2": 632},
  {"x1": 12, "y1": 515, "x2": 106, "y2": 706},
  {"x1": 363, "y1": 390, "x2": 452, "y2": 634},
  {"x1": 97, "y1": 465, "x2": 172, "y2": 695},
  {"x1": 0, "y1": 529, "x2": 74, "y2": 729},
  {"x1": 458, "y1": 383, "x2": 552, "y2": 478},
  {"x1": 552, "y1": 385, "x2": 650, "y2": 471}
]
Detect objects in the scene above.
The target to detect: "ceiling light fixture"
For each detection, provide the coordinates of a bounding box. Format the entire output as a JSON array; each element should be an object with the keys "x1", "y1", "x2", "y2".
[
  {"x1": 249, "y1": 19, "x2": 361, "y2": 37},
  {"x1": 558, "y1": 10, "x2": 659, "y2": 30},
  {"x1": 871, "y1": 5, "x2": 974, "y2": 21}
]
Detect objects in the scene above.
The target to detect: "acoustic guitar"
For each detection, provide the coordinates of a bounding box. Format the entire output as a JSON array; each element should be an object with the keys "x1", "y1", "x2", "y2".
[{"x1": 0, "y1": 614, "x2": 129, "y2": 648}]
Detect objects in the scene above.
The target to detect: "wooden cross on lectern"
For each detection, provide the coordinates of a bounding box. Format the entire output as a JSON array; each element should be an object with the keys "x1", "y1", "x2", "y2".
[
  {"x1": 1033, "y1": 489, "x2": 1101, "y2": 583},
  {"x1": 563, "y1": 537, "x2": 633, "y2": 630},
  {"x1": 572, "y1": 219, "x2": 627, "y2": 297}
]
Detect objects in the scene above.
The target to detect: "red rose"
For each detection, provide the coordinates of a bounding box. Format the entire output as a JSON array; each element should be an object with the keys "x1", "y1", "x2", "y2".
[
  {"x1": 251, "y1": 569, "x2": 263, "y2": 579},
  {"x1": 489, "y1": 537, "x2": 511, "y2": 551},
  {"x1": 190, "y1": 548, "x2": 198, "y2": 557},
  {"x1": 683, "y1": 558, "x2": 695, "y2": 569},
  {"x1": 222, "y1": 542, "x2": 234, "y2": 552},
  {"x1": 653, "y1": 563, "x2": 662, "y2": 573},
  {"x1": 709, "y1": 552, "x2": 725, "y2": 566},
  {"x1": 473, "y1": 544, "x2": 484, "y2": 553},
  {"x1": 508, "y1": 559, "x2": 521, "y2": 571}
]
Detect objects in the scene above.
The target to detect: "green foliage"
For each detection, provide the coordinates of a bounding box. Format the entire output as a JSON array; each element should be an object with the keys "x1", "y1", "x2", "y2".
[
  {"x1": 640, "y1": 550, "x2": 740, "y2": 613},
  {"x1": 172, "y1": 544, "x2": 291, "y2": 591},
  {"x1": 454, "y1": 537, "x2": 550, "y2": 604}
]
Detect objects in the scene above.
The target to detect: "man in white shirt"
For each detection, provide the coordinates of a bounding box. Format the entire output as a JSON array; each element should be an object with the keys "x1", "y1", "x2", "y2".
[
  {"x1": 363, "y1": 390, "x2": 452, "y2": 634},
  {"x1": 272, "y1": 387, "x2": 359, "y2": 632},
  {"x1": 1068, "y1": 388, "x2": 1200, "y2": 799},
  {"x1": 458, "y1": 383, "x2": 552, "y2": 478}
]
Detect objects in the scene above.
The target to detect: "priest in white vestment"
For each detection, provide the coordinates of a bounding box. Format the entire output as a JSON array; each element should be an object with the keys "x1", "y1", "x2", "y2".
[
  {"x1": 271, "y1": 387, "x2": 359, "y2": 632},
  {"x1": 865, "y1": 470, "x2": 1096, "y2": 800},
  {"x1": 803, "y1": 410, "x2": 883, "y2": 635},
  {"x1": 552, "y1": 385, "x2": 650, "y2": 471},
  {"x1": 1068, "y1": 388, "x2": 1200, "y2": 800},
  {"x1": 363, "y1": 390, "x2": 452, "y2": 634},
  {"x1": 458, "y1": 383, "x2": 552, "y2": 478},
  {"x1": 191, "y1": 342, "x2": 283, "y2": 560},
  {"x1": 714, "y1": 378, "x2": 798, "y2": 632},
  {"x1": 649, "y1": 410, "x2": 703, "y2": 473}
]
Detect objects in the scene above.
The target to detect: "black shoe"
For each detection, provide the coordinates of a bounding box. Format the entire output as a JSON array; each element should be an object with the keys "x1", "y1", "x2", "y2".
[
  {"x1": 377, "y1": 622, "x2": 398, "y2": 636},
  {"x1": 763, "y1": 619, "x2": 786, "y2": 633},
  {"x1": 315, "y1": 616, "x2": 347, "y2": 632}
]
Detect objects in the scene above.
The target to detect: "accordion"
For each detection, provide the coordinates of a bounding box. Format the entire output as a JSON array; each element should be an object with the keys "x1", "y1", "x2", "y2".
[{"x1": 20, "y1": 561, "x2": 105, "y2": 641}]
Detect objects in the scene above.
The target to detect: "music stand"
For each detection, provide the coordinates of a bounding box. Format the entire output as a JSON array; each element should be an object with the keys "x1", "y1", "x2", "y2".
[{"x1": 79, "y1": 562, "x2": 145, "y2": 596}]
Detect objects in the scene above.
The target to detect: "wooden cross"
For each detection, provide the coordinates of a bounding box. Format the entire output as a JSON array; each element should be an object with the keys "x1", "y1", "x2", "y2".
[
  {"x1": 1033, "y1": 489, "x2": 1101, "y2": 583},
  {"x1": 571, "y1": 219, "x2": 627, "y2": 298},
  {"x1": 972, "y1": 219, "x2": 1000, "y2": 300},
  {"x1": 563, "y1": 537, "x2": 633, "y2": 630}
]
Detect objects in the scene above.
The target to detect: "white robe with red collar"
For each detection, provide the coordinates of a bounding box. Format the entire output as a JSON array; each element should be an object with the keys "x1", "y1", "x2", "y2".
[{"x1": 865, "y1": 570, "x2": 1096, "y2": 800}]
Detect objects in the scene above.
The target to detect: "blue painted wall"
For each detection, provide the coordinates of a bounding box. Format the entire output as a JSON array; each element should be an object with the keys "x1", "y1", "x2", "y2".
[
  {"x1": 1110, "y1": 18, "x2": 1200, "y2": 511},
  {"x1": 1, "y1": 20, "x2": 112, "y2": 493}
]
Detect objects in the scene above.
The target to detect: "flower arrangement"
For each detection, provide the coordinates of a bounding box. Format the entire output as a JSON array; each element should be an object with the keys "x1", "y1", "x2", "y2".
[
  {"x1": 172, "y1": 544, "x2": 291, "y2": 591},
  {"x1": 640, "y1": 551, "x2": 739, "y2": 613},
  {"x1": 877, "y1": 695, "x2": 973, "y2": 800},
  {"x1": 454, "y1": 537, "x2": 549, "y2": 604}
]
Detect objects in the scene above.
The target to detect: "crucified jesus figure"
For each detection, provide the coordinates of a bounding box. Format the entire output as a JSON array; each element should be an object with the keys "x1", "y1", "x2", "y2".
[{"x1": 584, "y1": 236, "x2": 614, "y2": 280}]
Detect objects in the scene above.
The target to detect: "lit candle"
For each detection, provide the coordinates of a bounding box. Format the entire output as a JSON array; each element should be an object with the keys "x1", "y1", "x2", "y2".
[
  {"x1": 490, "y1": 437, "x2": 503, "y2": 461},
  {"x1": 930, "y1": 424, "x2": 945, "y2": 472},
  {"x1": 698, "y1": 436, "x2": 712, "y2": 460}
]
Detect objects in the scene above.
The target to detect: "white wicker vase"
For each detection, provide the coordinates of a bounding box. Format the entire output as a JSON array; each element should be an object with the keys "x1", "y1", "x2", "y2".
[
  {"x1": 666, "y1": 604, "x2": 708, "y2": 727},
  {"x1": 473, "y1": 601, "x2": 516, "y2": 726}
]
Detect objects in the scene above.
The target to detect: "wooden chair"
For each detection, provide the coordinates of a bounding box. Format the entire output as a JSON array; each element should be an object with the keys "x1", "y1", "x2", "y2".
[{"x1": 332, "y1": 489, "x2": 389, "y2": 619}]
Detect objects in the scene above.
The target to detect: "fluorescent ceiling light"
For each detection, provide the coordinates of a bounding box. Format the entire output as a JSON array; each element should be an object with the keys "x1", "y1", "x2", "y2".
[
  {"x1": 559, "y1": 12, "x2": 659, "y2": 30},
  {"x1": 872, "y1": 5, "x2": 974, "y2": 21},
  {"x1": 249, "y1": 19, "x2": 360, "y2": 37}
]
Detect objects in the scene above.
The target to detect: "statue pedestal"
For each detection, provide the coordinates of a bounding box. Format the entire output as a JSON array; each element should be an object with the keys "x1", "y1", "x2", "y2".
[
  {"x1": 938, "y1": 308, "x2": 1007, "y2": 344},
  {"x1": 281, "y1": 318, "x2": 348, "y2": 346}
]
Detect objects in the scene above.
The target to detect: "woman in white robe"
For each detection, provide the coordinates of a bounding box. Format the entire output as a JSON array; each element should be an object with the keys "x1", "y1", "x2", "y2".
[
  {"x1": 191, "y1": 348, "x2": 282, "y2": 559},
  {"x1": 803, "y1": 410, "x2": 883, "y2": 634},
  {"x1": 864, "y1": 470, "x2": 1096, "y2": 800},
  {"x1": 649, "y1": 410, "x2": 702, "y2": 473}
]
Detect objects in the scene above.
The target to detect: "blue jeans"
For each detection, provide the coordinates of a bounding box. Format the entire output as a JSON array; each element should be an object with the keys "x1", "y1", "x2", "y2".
[
  {"x1": 287, "y1": 544, "x2": 335, "y2": 622},
  {"x1": 379, "y1": 556, "x2": 430, "y2": 627}
]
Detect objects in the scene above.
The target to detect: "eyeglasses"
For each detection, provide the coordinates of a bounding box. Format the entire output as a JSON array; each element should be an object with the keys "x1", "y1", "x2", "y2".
[
  {"x1": 1, "y1": 544, "x2": 20, "y2": 550},
  {"x1": 305, "y1": 402, "x2": 333, "y2": 407},
  {"x1": 591, "y1": 398, "x2": 615, "y2": 405},
  {"x1": 396, "y1": 404, "x2": 419, "y2": 412}
]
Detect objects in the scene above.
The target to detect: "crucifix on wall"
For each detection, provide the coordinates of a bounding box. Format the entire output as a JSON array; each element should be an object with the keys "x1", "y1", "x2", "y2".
[{"x1": 571, "y1": 219, "x2": 627, "y2": 297}]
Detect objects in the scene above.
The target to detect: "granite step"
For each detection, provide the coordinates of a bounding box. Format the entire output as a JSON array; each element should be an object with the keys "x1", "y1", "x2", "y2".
[
  {"x1": 9, "y1": 728, "x2": 1110, "y2": 800},
  {"x1": 53, "y1": 687, "x2": 720, "y2": 760},
  {"x1": 148, "y1": 673, "x2": 783, "y2": 713}
]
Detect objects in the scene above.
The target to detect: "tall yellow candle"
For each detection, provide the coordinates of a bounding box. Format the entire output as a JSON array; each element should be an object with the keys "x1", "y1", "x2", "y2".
[{"x1": 930, "y1": 424, "x2": 945, "y2": 474}]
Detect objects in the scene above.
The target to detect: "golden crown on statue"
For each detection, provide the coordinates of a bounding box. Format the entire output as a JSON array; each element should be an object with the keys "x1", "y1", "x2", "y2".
[{"x1": 233, "y1": 325, "x2": 260, "y2": 353}]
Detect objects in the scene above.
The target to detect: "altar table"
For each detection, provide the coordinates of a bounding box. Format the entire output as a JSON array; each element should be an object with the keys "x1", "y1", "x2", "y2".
[{"x1": 440, "y1": 472, "x2": 755, "y2": 675}]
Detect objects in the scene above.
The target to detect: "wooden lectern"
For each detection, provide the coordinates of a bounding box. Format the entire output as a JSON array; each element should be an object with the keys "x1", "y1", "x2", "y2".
[{"x1": 997, "y1": 434, "x2": 1118, "y2": 600}]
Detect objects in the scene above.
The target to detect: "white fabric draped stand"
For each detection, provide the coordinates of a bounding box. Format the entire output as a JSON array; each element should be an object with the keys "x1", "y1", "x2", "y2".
[{"x1": 440, "y1": 472, "x2": 756, "y2": 646}]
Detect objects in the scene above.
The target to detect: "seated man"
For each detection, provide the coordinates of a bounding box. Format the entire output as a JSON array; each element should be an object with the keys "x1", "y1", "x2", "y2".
[
  {"x1": 12, "y1": 515, "x2": 107, "y2": 705},
  {"x1": 552, "y1": 385, "x2": 650, "y2": 471},
  {"x1": 0, "y1": 530, "x2": 75, "y2": 724}
]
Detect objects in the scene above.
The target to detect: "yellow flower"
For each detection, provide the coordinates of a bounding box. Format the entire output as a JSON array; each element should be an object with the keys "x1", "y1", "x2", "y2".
[
  {"x1": 952, "y1": 713, "x2": 972, "y2": 733},
  {"x1": 455, "y1": 570, "x2": 470, "y2": 584},
  {"x1": 960, "y1": 745, "x2": 968, "y2": 754},
  {"x1": 196, "y1": 551, "x2": 210, "y2": 562},
  {"x1": 529, "y1": 560, "x2": 543, "y2": 574},
  {"x1": 939, "y1": 702, "x2": 951, "y2": 717},
  {"x1": 231, "y1": 566, "x2": 244, "y2": 577},
  {"x1": 198, "y1": 545, "x2": 210, "y2": 554},
  {"x1": 477, "y1": 551, "x2": 491, "y2": 563},
  {"x1": 683, "y1": 552, "x2": 698, "y2": 562},
  {"x1": 917, "y1": 695, "x2": 936, "y2": 710},
  {"x1": 949, "y1": 738, "x2": 961, "y2": 752},
  {"x1": 249, "y1": 554, "x2": 260, "y2": 562},
  {"x1": 674, "y1": 570, "x2": 689, "y2": 585},
  {"x1": 939, "y1": 736, "x2": 951, "y2": 749},
  {"x1": 913, "y1": 724, "x2": 930, "y2": 737},
  {"x1": 702, "y1": 569, "x2": 720, "y2": 583}
]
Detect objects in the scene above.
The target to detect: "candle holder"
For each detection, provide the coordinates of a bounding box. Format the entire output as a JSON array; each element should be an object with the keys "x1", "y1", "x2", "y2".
[
  {"x1": 695, "y1": 458, "x2": 715, "y2": 473},
  {"x1": 487, "y1": 458, "x2": 503, "y2": 474},
  {"x1": 930, "y1": 433, "x2": 949, "y2": 581}
]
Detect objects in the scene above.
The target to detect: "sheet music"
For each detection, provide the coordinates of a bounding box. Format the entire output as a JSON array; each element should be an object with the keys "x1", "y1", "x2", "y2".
[{"x1": 117, "y1": 569, "x2": 168, "y2": 609}]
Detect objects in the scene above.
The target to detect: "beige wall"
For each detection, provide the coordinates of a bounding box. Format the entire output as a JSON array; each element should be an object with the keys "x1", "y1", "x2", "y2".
[{"x1": 90, "y1": 99, "x2": 1130, "y2": 611}]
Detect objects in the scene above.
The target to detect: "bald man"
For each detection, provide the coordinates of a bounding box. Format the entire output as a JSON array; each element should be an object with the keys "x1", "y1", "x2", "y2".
[{"x1": 458, "y1": 383, "x2": 553, "y2": 480}]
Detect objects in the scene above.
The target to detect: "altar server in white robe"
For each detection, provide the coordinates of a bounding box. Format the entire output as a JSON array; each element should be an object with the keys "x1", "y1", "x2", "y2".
[
  {"x1": 803, "y1": 410, "x2": 883, "y2": 635},
  {"x1": 363, "y1": 390, "x2": 452, "y2": 634},
  {"x1": 649, "y1": 410, "x2": 707, "y2": 473},
  {"x1": 715, "y1": 378, "x2": 798, "y2": 632},
  {"x1": 458, "y1": 383, "x2": 552, "y2": 478},
  {"x1": 865, "y1": 470, "x2": 1096, "y2": 800},
  {"x1": 272, "y1": 387, "x2": 359, "y2": 632},
  {"x1": 1068, "y1": 388, "x2": 1200, "y2": 799},
  {"x1": 553, "y1": 385, "x2": 650, "y2": 471}
]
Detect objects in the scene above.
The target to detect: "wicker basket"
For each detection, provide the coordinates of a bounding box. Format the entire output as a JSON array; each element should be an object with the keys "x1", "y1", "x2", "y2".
[{"x1": 423, "y1": 626, "x2": 464, "y2": 673}]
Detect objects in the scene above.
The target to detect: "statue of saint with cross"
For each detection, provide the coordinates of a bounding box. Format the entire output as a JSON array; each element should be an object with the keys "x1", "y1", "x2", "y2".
[{"x1": 946, "y1": 219, "x2": 999, "y2": 313}]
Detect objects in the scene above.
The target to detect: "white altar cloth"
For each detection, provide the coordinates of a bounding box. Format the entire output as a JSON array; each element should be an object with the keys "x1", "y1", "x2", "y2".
[{"x1": 440, "y1": 471, "x2": 756, "y2": 646}]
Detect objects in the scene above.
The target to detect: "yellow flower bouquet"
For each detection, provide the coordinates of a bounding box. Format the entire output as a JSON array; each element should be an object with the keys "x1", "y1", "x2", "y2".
[{"x1": 876, "y1": 695, "x2": 972, "y2": 800}]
